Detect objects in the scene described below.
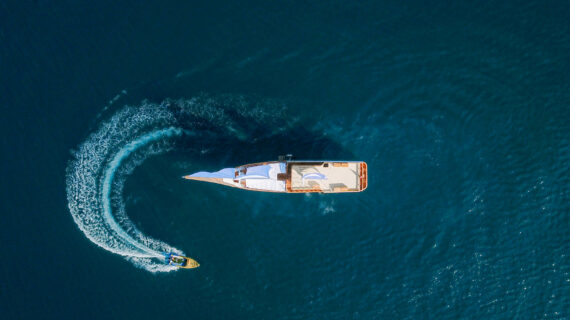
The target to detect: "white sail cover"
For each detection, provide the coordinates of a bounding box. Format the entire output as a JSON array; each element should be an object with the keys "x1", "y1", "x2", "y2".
[
  {"x1": 236, "y1": 165, "x2": 272, "y2": 180},
  {"x1": 189, "y1": 168, "x2": 235, "y2": 179},
  {"x1": 244, "y1": 163, "x2": 286, "y2": 191}
]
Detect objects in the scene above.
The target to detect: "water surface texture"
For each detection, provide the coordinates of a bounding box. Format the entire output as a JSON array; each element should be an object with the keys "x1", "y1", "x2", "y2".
[{"x1": 1, "y1": 1, "x2": 569, "y2": 319}]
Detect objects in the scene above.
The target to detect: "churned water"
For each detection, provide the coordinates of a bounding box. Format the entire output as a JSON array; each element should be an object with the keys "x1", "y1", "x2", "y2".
[{"x1": 1, "y1": 1, "x2": 569, "y2": 319}]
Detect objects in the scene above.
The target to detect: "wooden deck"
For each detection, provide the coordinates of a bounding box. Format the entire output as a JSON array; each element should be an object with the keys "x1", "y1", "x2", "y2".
[{"x1": 286, "y1": 161, "x2": 366, "y2": 193}]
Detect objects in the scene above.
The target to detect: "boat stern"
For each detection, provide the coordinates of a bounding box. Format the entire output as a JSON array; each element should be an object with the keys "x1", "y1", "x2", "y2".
[{"x1": 359, "y1": 162, "x2": 368, "y2": 192}]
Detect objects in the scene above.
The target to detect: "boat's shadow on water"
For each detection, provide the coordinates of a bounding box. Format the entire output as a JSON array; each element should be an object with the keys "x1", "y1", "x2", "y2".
[{"x1": 166, "y1": 97, "x2": 356, "y2": 165}]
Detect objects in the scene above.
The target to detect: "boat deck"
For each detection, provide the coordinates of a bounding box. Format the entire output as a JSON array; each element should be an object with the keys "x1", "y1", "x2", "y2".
[{"x1": 287, "y1": 161, "x2": 365, "y2": 193}]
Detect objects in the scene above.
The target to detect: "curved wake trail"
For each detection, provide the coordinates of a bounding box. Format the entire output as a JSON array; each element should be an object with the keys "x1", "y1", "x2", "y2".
[
  {"x1": 66, "y1": 102, "x2": 183, "y2": 271},
  {"x1": 66, "y1": 97, "x2": 286, "y2": 272},
  {"x1": 101, "y1": 127, "x2": 183, "y2": 258}
]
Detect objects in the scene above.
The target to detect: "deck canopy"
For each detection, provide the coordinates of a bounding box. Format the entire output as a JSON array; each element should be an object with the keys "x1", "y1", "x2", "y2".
[{"x1": 236, "y1": 164, "x2": 272, "y2": 180}]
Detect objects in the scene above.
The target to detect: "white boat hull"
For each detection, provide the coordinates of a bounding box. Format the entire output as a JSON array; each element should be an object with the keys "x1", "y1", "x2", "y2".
[{"x1": 184, "y1": 160, "x2": 367, "y2": 193}]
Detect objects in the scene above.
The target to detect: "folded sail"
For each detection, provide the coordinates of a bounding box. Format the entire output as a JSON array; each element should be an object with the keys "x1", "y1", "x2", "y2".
[
  {"x1": 236, "y1": 165, "x2": 272, "y2": 180},
  {"x1": 187, "y1": 168, "x2": 235, "y2": 179}
]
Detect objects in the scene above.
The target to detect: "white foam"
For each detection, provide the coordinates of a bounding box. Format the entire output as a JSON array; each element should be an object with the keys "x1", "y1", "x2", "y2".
[
  {"x1": 66, "y1": 97, "x2": 286, "y2": 272},
  {"x1": 101, "y1": 127, "x2": 183, "y2": 258},
  {"x1": 66, "y1": 102, "x2": 185, "y2": 271}
]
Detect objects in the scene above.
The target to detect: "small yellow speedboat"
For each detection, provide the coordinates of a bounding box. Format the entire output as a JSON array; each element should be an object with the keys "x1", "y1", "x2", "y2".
[{"x1": 164, "y1": 253, "x2": 200, "y2": 269}]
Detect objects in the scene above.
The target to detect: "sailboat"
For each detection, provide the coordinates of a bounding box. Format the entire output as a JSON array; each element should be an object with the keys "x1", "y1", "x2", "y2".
[{"x1": 184, "y1": 156, "x2": 367, "y2": 193}]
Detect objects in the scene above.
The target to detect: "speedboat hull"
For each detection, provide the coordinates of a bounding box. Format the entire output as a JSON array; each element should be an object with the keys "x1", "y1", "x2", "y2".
[
  {"x1": 177, "y1": 256, "x2": 200, "y2": 269},
  {"x1": 165, "y1": 253, "x2": 200, "y2": 269}
]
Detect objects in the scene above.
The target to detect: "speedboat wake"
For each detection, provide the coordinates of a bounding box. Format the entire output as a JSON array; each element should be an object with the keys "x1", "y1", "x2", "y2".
[{"x1": 65, "y1": 96, "x2": 287, "y2": 272}]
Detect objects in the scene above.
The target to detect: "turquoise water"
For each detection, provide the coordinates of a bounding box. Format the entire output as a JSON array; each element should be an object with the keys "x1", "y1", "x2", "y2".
[{"x1": 1, "y1": 1, "x2": 569, "y2": 319}]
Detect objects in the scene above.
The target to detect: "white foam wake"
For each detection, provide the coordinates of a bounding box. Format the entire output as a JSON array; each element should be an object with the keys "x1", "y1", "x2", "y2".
[
  {"x1": 66, "y1": 96, "x2": 287, "y2": 272},
  {"x1": 66, "y1": 102, "x2": 185, "y2": 272},
  {"x1": 101, "y1": 127, "x2": 183, "y2": 258}
]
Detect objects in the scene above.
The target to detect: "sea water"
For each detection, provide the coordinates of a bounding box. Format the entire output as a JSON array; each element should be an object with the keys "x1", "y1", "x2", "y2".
[{"x1": 1, "y1": 1, "x2": 569, "y2": 319}]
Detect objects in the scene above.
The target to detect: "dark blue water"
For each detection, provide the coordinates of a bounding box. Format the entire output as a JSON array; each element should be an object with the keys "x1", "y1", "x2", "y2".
[{"x1": 2, "y1": 1, "x2": 569, "y2": 319}]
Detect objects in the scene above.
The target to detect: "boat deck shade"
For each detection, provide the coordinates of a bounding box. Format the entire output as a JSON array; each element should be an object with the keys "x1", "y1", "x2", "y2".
[
  {"x1": 236, "y1": 164, "x2": 271, "y2": 180},
  {"x1": 189, "y1": 168, "x2": 235, "y2": 179},
  {"x1": 242, "y1": 163, "x2": 286, "y2": 191}
]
